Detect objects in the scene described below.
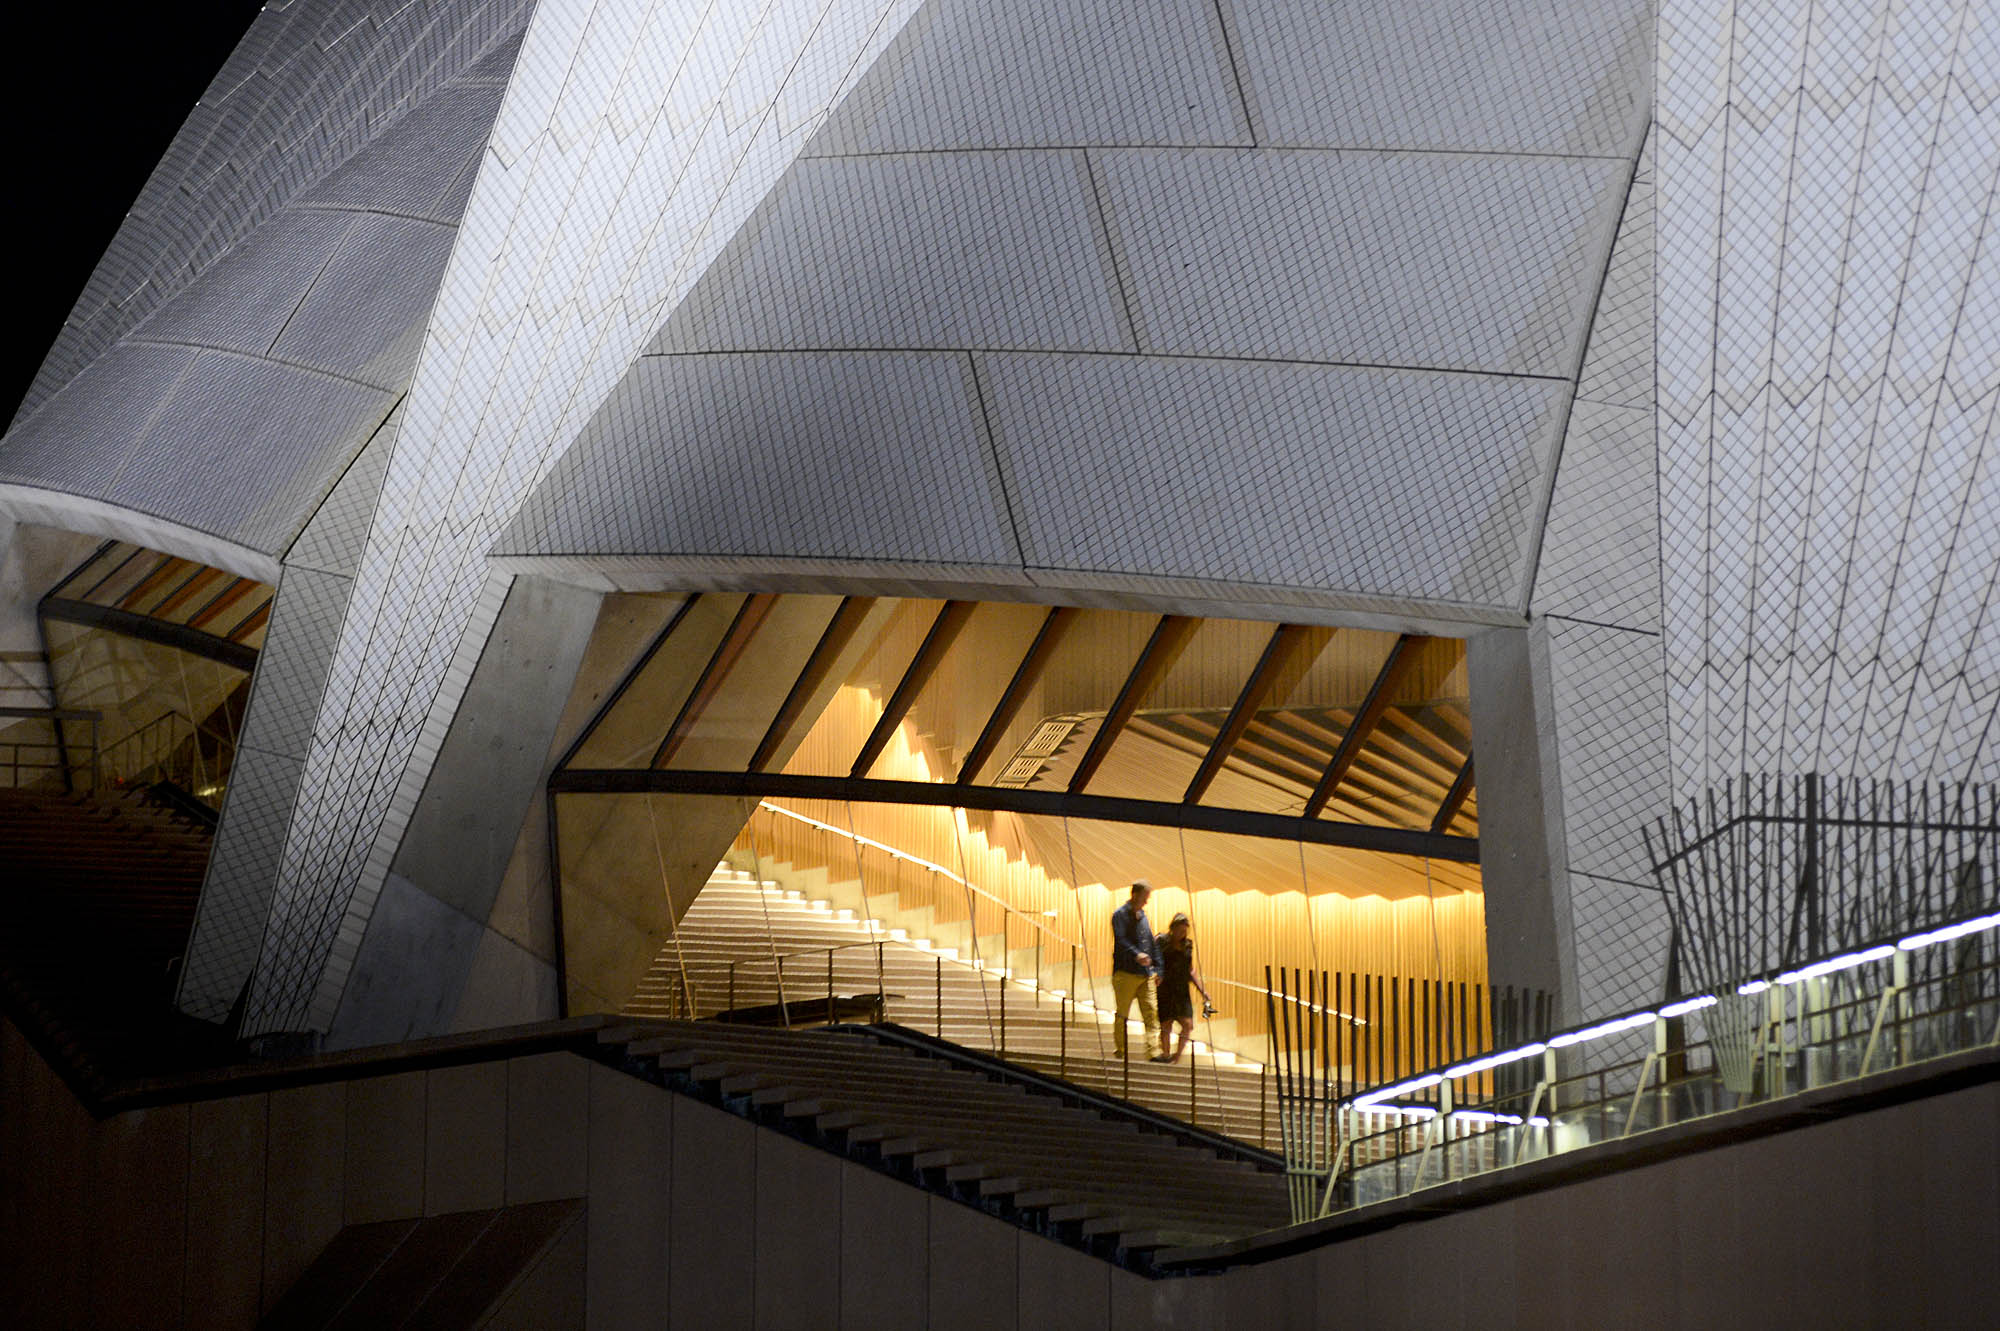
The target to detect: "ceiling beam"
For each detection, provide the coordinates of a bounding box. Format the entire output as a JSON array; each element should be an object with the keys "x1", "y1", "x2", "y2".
[
  {"x1": 1183, "y1": 623, "x2": 1333, "y2": 805},
  {"x1": 552, "y1": 765, "x2": 1481, "y2": 863},
  {"x1": 850, "y1": 601, "x2": 977, "y2": 778},
  {"x1": 1431, "y1": 755, "x2": 1476, "y2": 833},
  {"x1": 1067, "y1": 615, "x2": 1198, "y2": 794},
  {"x1": 1303, "y1": 634, "x2": 1428, "y2": 819},
  {"x1": 38, "y1": 597, "x2": 257, "y2": 672},
  {"x1": 958, "y1": 605, "x2": 1079, "y2": 785},
  {"x1": 650, "y1": 594, "x2": 778, "y2": 769},
  {"x1": 749, "y1": 596, "x2": 876, "y2": 773},
  {"x1": 553, "y1": 595, "x2": 700, "y2": 774}
]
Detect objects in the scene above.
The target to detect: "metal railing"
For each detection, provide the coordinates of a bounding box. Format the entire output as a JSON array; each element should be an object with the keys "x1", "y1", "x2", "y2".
[
  {"x1": 0, "y1": 707, "x2": 102, "y2": 793},
  {"x1": 96, "y1": 709, "x2": 234, "y2": 805},
  {"x1": 646, "y1": 917, "x2": 1282, "y2": 1141},
  {"x1": 1288, "y1": 907, "x2": 2000, "y2": 1221}
]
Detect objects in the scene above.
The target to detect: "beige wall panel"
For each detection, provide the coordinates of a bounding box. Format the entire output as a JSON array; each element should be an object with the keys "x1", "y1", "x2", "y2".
[
  {"x1": 484, "y1": 1215, "x2": 586, "y2": 1331},
  {"x1": 185, "y1": 1094, "x2": 269, "y2": 1330},
  {"x1": 88, "y1": 1103, "x2": 190, "y2": 1330},
  {"x1": 584, "y1": 1063, "x2": 671, "y2": 1331},
  {"x1": 261, "y1": 1080, "x2": 345, "y2": 1314},
  {"x1": 670, "y1": 1098, "x2": 757, "y2": 1327},
  {"x1": 505, "y1": 1052, "x2": 590, "y2": 1205},
  {"x1": 753, "y1": 1131, "x2": 843, "y2": 1330},
  {"x1": 927, "y1": 1196, "x2": 1018, "y2": 1331},
  {"x1": 343, "y1": 1070, "x2": 424, "y2": 1224},
  {"x1": 839, "y1": 1162, "x2": 928, "y2": 1331},
  {"x1": 424, "y1": 1061, "x2": 507, "y2": 1214},
  {"x1": 1016, "y1": 1229, "x2": 1112, "y2": 1331}
]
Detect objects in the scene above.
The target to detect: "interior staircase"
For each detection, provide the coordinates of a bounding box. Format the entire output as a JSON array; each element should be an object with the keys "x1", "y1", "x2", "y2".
[
  {"x1": 628, "y1": 859, "x2": 1282, "y2": 1149},
  {"x1": 0, "y1": 785, "x2": 234, "y2": 1087},
  {"x1": 593, "y1": 1018, "x2": 1291, "y2": 1264}
]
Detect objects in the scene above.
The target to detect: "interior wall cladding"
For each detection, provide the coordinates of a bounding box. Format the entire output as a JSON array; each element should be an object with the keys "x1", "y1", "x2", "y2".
[
  {"x1": 11, "y1": 0, "x2": 533, "y2": 431},
  {"x1": 237, "y1": 0, "x2": 929, "y2": 1037},
  {"x1": 1657, "y1": 0, "x2": 2000, "y2": 802}
]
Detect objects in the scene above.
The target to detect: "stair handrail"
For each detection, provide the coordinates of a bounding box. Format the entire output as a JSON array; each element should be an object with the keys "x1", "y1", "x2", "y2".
[{"x1": 757, "y1": 799, "x2": 1087, "y2": 953}]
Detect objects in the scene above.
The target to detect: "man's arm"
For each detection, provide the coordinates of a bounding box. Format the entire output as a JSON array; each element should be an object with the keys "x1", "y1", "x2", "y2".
[{"x1": 1112, "y1": 908, "x2": 1152, "y2": 971}]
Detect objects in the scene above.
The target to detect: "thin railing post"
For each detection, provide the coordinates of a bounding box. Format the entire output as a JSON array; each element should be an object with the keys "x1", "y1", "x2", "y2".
[
  {"x1": 826, "y1": 948, "x2": 835, "y2": 1026},
  {"x1": 1189, "y1": 1027, "x2": 1198, "y2": 1124},
  {"x1": 936, "y1": 956, "x2": 943, "y2": 1038},
  {"x1": 999, "y1": 911, "x2": 1008, "y2": 1059},
  {"x1": 727, "y1": 961, "x2": 736, "y2": 1018}
]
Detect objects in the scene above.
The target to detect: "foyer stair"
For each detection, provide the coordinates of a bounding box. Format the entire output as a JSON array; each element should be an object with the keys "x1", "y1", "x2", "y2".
[
  {"x1": 594, "y1": 1018, "x2": 1290, "y2": 1263},
  {"x1": 628, "y1": 861, "x2": 1281, "y2": 1148},
  {"x1": 0, "y1": 786, "x2": 233, "y2": 1088}
]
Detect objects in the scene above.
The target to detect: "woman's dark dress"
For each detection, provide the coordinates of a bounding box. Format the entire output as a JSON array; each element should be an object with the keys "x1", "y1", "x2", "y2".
[{"x1": 1159, "y1": 936, "x2": 1195, "y2": 1021}]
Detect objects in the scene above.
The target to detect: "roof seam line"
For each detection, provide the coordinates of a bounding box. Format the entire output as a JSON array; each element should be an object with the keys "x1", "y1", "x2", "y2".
[{"x1": 637, "y1": 346, "x2": 1573, "y2": 385}]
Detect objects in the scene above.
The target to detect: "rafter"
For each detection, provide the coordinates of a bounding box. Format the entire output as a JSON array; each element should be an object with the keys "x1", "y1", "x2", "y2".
[
  {"x1": 1067, "y1": 615, "x2": 1198, "y2": 794},
  {"x1": 650, "y1": 594, "x2": 778, "y2": 769},
  {"x1": 1183, "y1": 624, "x2": 1334, "y2": 804},
  {"x1": 1431, "y1": 755, "x2": 1476, "y2": 833},
  {"x1": 749, "y1": 596, "x2": 876, "y2": 773},
  {"x1": 851, "y1": 600, "x2": 976, "y2": 777},
  {"x1": 1303, "y1": 634, "x2": 1428, "y2": 819},
  {"x1": 958, "y1": 605, "x2": 1078, "y2": 785}
]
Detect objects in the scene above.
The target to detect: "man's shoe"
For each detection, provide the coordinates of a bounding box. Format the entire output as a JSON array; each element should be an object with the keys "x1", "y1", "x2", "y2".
[{"x1": 1148, "y1": 1054, "x2": 1172, "y2": 1063}]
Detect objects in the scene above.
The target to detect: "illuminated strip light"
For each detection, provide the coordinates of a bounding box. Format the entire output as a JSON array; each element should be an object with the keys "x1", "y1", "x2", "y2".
[
  {"x1": 1444, "y1": 1042, "x2": 1548, "y2": 1080},
  {"x1": 1548, "y1": 1011, "x2": 1654, "y2": 1048},
  {"x1": 1350, "y1": 1072, "x2": 1442, "y2": 1109},
  {"x1": 1455, "y1": 1110, "x2": 1551, "y2": 1127},
  {"x1": 1340, "y1": 913, "x2": 2000, "y2": 1117},
  {"x1": 1347, "y1": 1104, "x2": 1551, "y2": 1127},
  {"x1": 1897, "y1": 910, "x2": 2000, "y2": 951},
  {"x1": 1775, "y1": 944, "x2": 1896, "y2": 985}
]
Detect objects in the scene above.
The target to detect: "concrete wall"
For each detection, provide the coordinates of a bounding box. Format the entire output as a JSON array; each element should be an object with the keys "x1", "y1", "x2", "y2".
[
  {"x1": 1467, "y1": 624, "x2": 1578, "y2": 1019},
  {"x1": 327, "y1": 576, "x2": 600, "y2": 1048},
  {"x1": 4, "y1": 1014, "x2": 1996, "y2": 1328}
]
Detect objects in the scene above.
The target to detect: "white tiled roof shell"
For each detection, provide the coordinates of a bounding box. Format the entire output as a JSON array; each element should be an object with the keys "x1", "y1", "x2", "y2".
[
  {"x1": 0, "y1": 32, "x2": 521, "y2": 571},
  {"x1": 496, "y1": 0, "x2": 1652, "y2": 623}
]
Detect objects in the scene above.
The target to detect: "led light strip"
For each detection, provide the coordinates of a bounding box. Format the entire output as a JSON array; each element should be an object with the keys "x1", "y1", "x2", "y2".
[{"x1": 1344, "y1": 910, "x2": 2000, "y2": 1112}]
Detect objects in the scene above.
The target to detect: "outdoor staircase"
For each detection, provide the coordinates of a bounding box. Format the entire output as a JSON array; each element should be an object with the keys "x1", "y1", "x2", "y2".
[
  {"x1": 593, "y1": 1018, "x2": 1290, "y2": 1265},
  {"x1": 628, "y1": 860, "x2": 1280, "y2": 1148}
]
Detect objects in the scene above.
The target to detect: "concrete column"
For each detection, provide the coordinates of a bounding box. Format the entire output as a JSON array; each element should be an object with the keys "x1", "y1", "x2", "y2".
[{"x1": 1467, "y1": 622, "x2": 1578, "y2": 1023}]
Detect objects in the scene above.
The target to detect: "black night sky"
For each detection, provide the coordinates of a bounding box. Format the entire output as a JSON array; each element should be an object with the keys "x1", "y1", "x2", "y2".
[{"x1": 5, "y1": 4, "x2": 265, "y2": 424}]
